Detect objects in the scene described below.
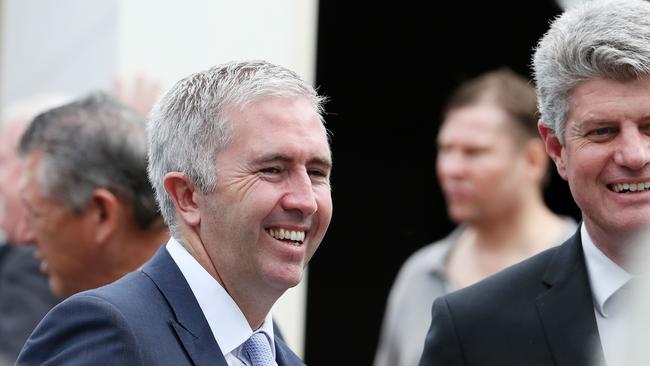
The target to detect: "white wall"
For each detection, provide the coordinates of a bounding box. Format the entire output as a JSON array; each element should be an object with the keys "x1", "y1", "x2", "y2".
[
  {"x1": 0, "y1": 0, "x2": 117, "y2": 108},
  {"x1": 0, "y1": 0, "x2": 319, "y2": 357}
]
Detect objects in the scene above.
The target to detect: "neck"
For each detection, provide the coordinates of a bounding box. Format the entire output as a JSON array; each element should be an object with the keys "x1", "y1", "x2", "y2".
[
  {"x1": 179, "y1": 226, "x2": 281, "y2": 330},
  {"x1": 585, "y1": 221, "x2": 650, "y2": 273},
  {"x1": 110, "y1": 226, "x2": 169, "y2": 276},
  {"x1": 470, "y1": 193, "x2": 564, "y2": 254},
  {"x1": 228, "y1": 286, "x2": 280, "y2": 330},
  {"x1": 447, "y1": 193, "x2": 569, "y2": 289}
]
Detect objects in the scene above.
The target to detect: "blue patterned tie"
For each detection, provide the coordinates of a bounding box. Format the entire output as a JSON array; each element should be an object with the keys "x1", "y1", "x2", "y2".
[{"x1": 243, "y1": 332, "x2": 274, "y2": 366}]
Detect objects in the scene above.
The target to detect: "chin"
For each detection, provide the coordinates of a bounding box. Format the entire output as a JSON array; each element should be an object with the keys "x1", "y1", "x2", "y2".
[
  {"x1": 50, "y1": 279, "x2": 67, "y2": 298},
  {"x1": 590, "y1": 215, "x2": 650, "y2": 242},
  {"x1": 447, "y1": 206, "x2": 478, "y2": 222},
  {"x1": 265, "y1": 266, "x2": 304, "y2": 290}
]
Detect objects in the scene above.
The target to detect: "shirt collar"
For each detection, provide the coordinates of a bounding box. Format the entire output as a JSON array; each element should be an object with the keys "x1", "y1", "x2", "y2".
[
  {"x1": 581, "y1": 223, "x2": 633, "y2": 318},
  {"x1": 428, "y1": 226, "x2": 464, "y2": 278},
  {"x1": 166, "y1": 237, "x2": 275, "y2": 357}
]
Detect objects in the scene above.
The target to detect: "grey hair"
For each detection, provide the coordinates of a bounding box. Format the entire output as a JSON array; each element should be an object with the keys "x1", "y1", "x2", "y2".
[
  {"x1": 147, "y1": 60, "x2": 327, "y2": 235},
  {"x1": 19, "y1": 92, "x2": 163, "y2": 229},
  {"x1": 532, "y1": 0, "x2": 650, "y2": 144}
]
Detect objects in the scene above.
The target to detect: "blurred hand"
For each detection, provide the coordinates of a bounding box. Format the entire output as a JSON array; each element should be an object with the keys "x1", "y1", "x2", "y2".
[{"x1": 113, "y1": 73, "x2": 162, "y2": 116}]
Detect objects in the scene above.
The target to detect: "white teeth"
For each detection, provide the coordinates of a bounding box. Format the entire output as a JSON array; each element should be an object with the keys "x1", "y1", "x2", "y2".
[
  {"x1": 612, "y1": 182, "x2": 650, "y2": 193},
  {"x1": 267, "y1": 228, "x2": 305, "y2": 244}
]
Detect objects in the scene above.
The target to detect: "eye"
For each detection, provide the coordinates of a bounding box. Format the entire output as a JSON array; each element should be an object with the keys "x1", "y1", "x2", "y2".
[
  {"x1": 463, "y1": 147, "x2": 489, "y2": 157},
  {"x1": 308, "y1": 169, "x2": 328, "y2": 178},
  {"x1": 259, "y1": 166, "x2": 281, "y2": 175},
  {"x1": 640, "y1": 123, "x2": 650, "y2": 134},
  {"x1": 591, "y1": 127, "x2": 615, "y2": 136},
  {"x1": 437, "y1": 145, "x2": 450, "y2": 154},
  {"x1": 586, "y1": 126, "x2": 617, "y2": 141}
]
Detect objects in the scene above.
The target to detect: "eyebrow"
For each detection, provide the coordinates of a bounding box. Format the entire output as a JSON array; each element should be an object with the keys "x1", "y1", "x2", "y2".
[{"x1": 253, "y1": 153, "x2": 332, "y2": 169}]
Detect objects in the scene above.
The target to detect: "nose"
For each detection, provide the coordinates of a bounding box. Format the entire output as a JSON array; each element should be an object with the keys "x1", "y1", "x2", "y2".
[
  {"x1": 281, "y1": 170, "x2": 318, "y2": 216},
  {"x1": 614, "y1": 128, "x2": 650, "y2": 170},
  {"x1": 437, "y1": 150, "x2": 467, "y2": 179}
]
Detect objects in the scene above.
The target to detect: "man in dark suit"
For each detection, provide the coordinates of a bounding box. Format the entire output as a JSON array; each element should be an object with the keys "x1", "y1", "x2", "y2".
[
  {"x1": 17, "y1": 60, "x2": 333, "y2": 365},
  {"x1": 0, "y1": 101, "x2": 63, "y2": 364},
  {"x1": 14, "y1": 93, "x2": 169, "y2": 299},
  {"x1": 419, "y1": 1, "x2": 650, "y2": 365}
]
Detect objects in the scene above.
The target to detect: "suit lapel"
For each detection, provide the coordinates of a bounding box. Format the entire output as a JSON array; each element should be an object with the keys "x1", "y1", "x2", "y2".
[
  {"x1": 535, "y1": 232, "x2": 605, "y2": 366},
  {"x1": 142, "y1": 247, "x2": 227, "y2": 366},
  {"x1": 274, "y1": 335, "x2": 306, "y2": 366}
]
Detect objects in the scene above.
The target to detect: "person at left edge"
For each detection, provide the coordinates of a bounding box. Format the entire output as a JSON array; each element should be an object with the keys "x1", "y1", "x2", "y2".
[{"x1": 16, "y1": 59, "x2": 333, "y2": 366}]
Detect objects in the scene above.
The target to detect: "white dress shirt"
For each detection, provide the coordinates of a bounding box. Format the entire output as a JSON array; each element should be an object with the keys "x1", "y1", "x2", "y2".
[
  {"x1": 581, "y1": 224, "x2": 634, "y2": 366},
  {"x1": 167, "y1": 237, "x2": 277, "y2": 366}
]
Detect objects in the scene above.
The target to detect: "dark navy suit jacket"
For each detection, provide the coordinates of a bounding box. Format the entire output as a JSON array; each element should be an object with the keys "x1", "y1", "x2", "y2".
[
  {"x1": 0, "y1": 244, "x2": 60, "y2": 364},
  {"x1": 419, "y1": 230, "x2": 605, "y2": 366},
  {"x1": 16, "y1": 246, "x2": 305, "y2": 366}
]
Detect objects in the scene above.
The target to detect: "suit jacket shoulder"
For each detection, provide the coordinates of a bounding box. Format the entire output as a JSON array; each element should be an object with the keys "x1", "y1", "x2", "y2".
[
  {"x1": 419, "y1": 231, "x2": 604, "y2": 366},
  {"x1": 16, "y1": 246, "x2": 305, "y2": 366},
  {"x1": 17, "y1": 246, "x2": 223, "y2": 365}
]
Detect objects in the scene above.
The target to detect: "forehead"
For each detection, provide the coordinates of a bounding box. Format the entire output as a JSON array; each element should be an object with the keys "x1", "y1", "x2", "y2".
[
  {"x1": 438, "y1": 104, "x2": 513, "y2": 145},
  {"x1": 568, "y1": 77, "x2": 650, "y2": 126},
  {"x1": 20, "y1": 153, "x2": 73, "y2": 215},
  {"x1": 20, "y1": 152, "x2": 45, "y2": 195},
  {"x1": 227, "y1": 96, "x2": 331, "y2": 160}
]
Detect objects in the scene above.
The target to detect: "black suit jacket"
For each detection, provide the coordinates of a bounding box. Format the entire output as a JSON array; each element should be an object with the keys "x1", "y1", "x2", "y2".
[{"x1": 419, "y1": 230, "x2": 605, "y2": 366}]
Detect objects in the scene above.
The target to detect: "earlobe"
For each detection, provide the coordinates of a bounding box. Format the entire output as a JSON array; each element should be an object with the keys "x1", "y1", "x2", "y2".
[
  {"x1": 538, "y1": 119, "x2": 567, "y2": 180},
  {"x1": 163, "y1": 172, "x2": 201, "y2": 227}
]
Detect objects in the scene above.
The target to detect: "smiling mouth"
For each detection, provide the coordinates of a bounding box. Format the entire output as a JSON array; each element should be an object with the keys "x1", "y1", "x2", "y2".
[
  {"x1": 266, "y1": 228, "x2": 306, "y2": 246},
  {"x1": 609, "y1": 182, "x2": 650, "y2": 193}
]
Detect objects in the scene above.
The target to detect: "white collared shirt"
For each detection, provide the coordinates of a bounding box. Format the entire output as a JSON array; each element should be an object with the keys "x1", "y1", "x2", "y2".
[
  {"x1": 581, "y1": 223, "x2": 634, "y2": 366},
  {"x1": 167, "y1": 237, "x2": 277, "y2": 366}
]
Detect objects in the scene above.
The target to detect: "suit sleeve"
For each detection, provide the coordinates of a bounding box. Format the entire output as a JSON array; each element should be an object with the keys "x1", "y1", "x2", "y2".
[
  {"x1": 15, "y1": 293, "x2": 143, "y2": 366},
  {"x1": 419, "y1": 296, "x2": 466, "y2": 366}
]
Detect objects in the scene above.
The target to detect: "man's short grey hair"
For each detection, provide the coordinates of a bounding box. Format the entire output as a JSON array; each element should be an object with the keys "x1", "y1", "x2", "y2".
[
  {"x1": 532, "y1": 0, "x2": 650, "y2": 144},
  {"x1": 147, "y1": 60, "x2": 327, "y2": 235},
  {"x1": 19, "y1": 92, "x2": 163, "y2": 229}
]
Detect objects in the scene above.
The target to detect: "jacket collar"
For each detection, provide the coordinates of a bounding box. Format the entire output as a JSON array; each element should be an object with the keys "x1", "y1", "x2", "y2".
[
  {"x1": 142, "y1": 245, "x2": 305, "y2": 366},
  {"x1": 142, "y1": 246, "x2": 227, "y2": 366},
  {"x1": 536, "y1": 229, "x2": 605, "y2": 366}
]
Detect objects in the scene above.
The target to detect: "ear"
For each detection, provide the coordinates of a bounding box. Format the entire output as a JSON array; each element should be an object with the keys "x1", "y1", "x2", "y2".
[
  {"x1": 163, "y1": 172, "x2": 201, "y2": 227},
  {"x1": 538, "y1": 119, "x2": 567, "y2": 180},
  {"x1": 87, "y1": 189, "x2": 120, "y2": 245},
  {"x1": 522, "y1": 138, "x2": 549, "y2": 183}
]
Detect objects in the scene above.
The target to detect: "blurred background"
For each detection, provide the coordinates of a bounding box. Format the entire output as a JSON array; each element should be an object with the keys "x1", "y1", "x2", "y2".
[{"x1": 0, "y1": 0, "x2": 580, "y2": 364}]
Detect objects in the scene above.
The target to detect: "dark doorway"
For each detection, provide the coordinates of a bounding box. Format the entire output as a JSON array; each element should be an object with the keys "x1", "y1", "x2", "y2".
[{"x1": 305, "y1": 2, "x2": 577, "y2": 365}]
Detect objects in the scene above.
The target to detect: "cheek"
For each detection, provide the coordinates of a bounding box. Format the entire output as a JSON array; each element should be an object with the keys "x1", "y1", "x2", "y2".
[
  {"x1": 34, "y1": 218, "x2": 64, "y2": 249},
  {"x1": 316, "y1": 192, "x2": 333, "y2": 223},
  {"x1": 565, "y1": 148, "x2": 599, "y2": 182},
  {"x1": 475, "y1": 162, "x2": 508, "y2": 187}
]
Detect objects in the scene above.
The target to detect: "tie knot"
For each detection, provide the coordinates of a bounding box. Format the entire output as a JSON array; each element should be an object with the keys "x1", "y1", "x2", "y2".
[{"x1": 243, "y1": 332, "x2": 274, "y2": 366}]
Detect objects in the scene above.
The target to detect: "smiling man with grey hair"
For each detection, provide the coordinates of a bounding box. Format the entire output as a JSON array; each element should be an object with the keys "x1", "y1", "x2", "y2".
[
  {"x1": 419, "y1": 1, "x2": 650, "y2": 365},
  {"x1": 17, "y1": 60, "x2": 333, "y2": 366}
]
